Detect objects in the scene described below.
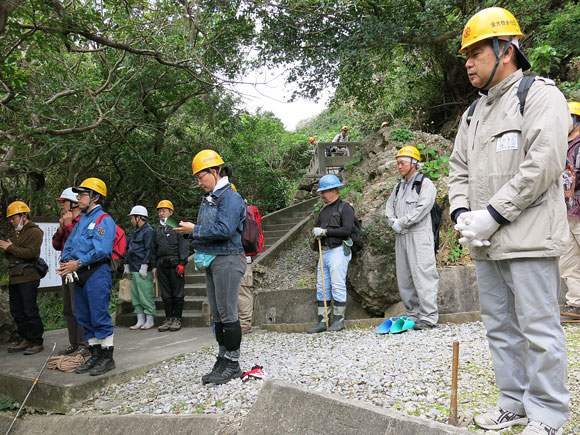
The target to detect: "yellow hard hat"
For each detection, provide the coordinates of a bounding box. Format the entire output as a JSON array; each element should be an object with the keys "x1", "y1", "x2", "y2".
[
  {"x1": 7, "y1": 201, "x2": 30, "y2": 217},
  {"x1": 569, "y1": 102, "x2": 580, "y2": 117},
  {"x1": 192, "y1": 149, "x2": 224, "y2": 176},
  {"x1": 381, "y1": 121, "x2": 388, "y2": 128},
  {"x1": 309, "y1": 137, "x2": 316, "y2": 143},
  {"x1": 396, "y1": 146, "x2": 421, "y2": 162},
  {"x1": 459, "y1": 7, "x2": 523, "y2": 54},
  {"x1": 74, "y1": 177, "x2": 107, "y2": 196},
  {"x1": 156, "y1": 200, "x2": 174, "y2": 211},
  {"x1": 341, "y1": 126, "x2": 349, "y2": 131}
]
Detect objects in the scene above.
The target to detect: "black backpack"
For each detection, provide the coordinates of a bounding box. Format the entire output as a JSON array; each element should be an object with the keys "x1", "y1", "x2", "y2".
[
  {"x1": 395, "y1": 173, "x2": 442, "y2": 254},
  {"x1": 337, "y1": 202, "x2": 364, "y2": 253}
]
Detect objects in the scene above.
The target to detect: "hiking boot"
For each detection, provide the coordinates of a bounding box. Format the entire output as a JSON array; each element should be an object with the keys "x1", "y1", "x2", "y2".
[
  {"x1": 413, "y1": 320, "x2": 437, "y2": 330},
  {"x1": 474, "y1": 407, "x2": 527, "y2": 430},
  {"x1": 23, "y1": 345, "x2": 43, "y2": 355},
  {"x1": 169, "y1": 318, "x2": 182, "y2": 332},
  {"x1": 202, "y1": 356, "x2": 226, "y2": 385},
  {"x1": 75, "y1": 345, "x2": 102, "y2": 374},
  {"x1": 89, "y1": 346, "x2": 115, "y2": 376},
  {"x1": 59, "y1": 344, "x2": 78, "y2": 355},
  {"x1": 158, "y1": 318, "x2": 172, "y2": 332},
  {"x1": 521, "y1": 420, "x2": 563, "y2": 435},
  {"x1": 7, "y1": 339, "x2": 29, "y2": 353},
  {"x1": 205, "y1": 359, "x2": 242, "y2": 385},
  {"x1": 241, "y1": 326, "x2": 252, "y2": 335},
  {"x1": 560, "y1": 304, "x2": 580, "y2": 318}
]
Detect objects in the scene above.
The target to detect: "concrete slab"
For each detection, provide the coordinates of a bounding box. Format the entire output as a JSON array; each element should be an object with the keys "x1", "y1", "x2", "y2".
[
  {"x1": 238, "y1": 379, "x2": 468, "y2": 435},
  {"x1": 0, "y1": 413, "x2": 225, "y2": 435},
  {"x1": 0, "y1": 326, "x2": 215, "y2": 412}
]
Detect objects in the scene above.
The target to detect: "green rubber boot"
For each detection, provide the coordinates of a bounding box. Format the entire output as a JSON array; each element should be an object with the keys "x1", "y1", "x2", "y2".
[
  {"x1": 307, "y1": 302, "x2": 331, "y2": 334},
  {"x1": 329, "y1": 303, "x2": 346, "y2": 332}
]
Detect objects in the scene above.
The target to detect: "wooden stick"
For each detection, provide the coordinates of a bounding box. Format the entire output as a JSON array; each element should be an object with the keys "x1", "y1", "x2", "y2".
[
  {"x1": 318, "y1": 238, "x2": 329, "y2": 332},
  {"x1": 449, "y1": 341, "x2": 459, "y2": 426}
]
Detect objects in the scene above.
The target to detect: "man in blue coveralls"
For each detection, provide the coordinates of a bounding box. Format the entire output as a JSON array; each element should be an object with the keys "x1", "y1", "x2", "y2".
[{"x1": 57, "y1": 177, "x2": 116, "y2": 376}]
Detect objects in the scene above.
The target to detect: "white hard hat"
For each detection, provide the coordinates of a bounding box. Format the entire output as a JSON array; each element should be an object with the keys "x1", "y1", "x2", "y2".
[
  {"x1": 56, "y1": 187, "x2": 78, "y2": 203},
  {"x1": 129, "y1": 205, "x2": 148, "y2": 218}
]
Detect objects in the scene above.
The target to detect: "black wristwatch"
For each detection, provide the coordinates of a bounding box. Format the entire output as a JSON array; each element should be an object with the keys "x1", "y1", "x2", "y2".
[{"x1": 76, "y1": 260, "x2": 83, "y2": 268}]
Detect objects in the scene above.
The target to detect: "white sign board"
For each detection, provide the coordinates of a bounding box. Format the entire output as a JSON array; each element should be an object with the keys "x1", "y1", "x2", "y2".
[{"x1": 36, "y1": 221, "x2": 62, "y2": 289}]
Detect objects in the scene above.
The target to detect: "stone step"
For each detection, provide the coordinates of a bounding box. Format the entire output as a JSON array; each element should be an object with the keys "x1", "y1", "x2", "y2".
[
  {"x1": 263, "y1": 222, "x2": 297, "y2": 232},
  {"x1": 154, "y1": 296, "x2": 205, "y2": 311},
  {"x1": 185, "y1": 274, "x2": 205, "y2": 284},
  {"x1": 262, "y1": 229, "x2": 287, "y2": 238},
  {"x1": 115, "y1": 310, "x2": 205, "y2": 328},
  {"x1": 184, "y1": 283, "x2": 207, "y2": 297}
]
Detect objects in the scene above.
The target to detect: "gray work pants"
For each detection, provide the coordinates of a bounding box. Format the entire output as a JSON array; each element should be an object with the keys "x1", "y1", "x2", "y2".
[
  {"x1": 475, "y1": 258, "x2": 569, "y2": 428},
  {"x1": 395, "y1": 230, "x2": 439, "y2": 324},
  {"x1": 205, "y1": 255, "x2": 246, "y2": 361}
]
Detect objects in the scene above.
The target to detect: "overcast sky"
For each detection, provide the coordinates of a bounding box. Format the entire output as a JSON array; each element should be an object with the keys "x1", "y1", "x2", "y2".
[{"x1": 231, "y1": 67, "x2": 332, "y2": 131}]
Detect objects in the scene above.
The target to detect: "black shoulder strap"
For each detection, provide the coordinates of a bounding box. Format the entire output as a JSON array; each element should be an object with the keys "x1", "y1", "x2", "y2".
[
  {"x1": 466, "y1": 98, "x2": 480, "y2": 127},
  {"x1": 465, "y1": 76, "x2": 534, "y2": 126},
  {"x1": 412, "y1": 173, "x2": 425, "y2": 194},
  {"x1": 517, "y1": 76, "x2": 535, "y2": 116}
]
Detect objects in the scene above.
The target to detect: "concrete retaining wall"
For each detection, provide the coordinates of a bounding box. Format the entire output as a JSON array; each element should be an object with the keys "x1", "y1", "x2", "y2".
[
  {"x1": 254, "y1": 265, "x2": 480, "y2": 326},
  {"x1": 238, "y1": 379, "x2": 468, "y2": 435},
  {"x1": 0, "y1": 414, "x2": 224, "y2": 435}
]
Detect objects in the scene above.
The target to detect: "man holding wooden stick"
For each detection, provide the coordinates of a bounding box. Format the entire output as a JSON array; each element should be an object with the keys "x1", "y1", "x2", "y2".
[{"x1": 308, "y1": 174, "x2": 354, "y2": 333}]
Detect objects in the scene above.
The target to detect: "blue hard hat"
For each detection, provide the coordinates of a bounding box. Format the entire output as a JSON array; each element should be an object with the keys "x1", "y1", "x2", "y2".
[{"x1": 317, "y1": 174, "x2": 344, "y2": 192}]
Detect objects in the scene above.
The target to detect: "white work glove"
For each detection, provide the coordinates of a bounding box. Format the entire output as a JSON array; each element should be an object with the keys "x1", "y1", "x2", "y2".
[
  {"x1": 139, "y1": 264, "x2": 148, "y2": 278},
  {"x1": 124, "y1": 264, "x2": 130, "y2": 274},
  {"x1": 392, "y1": 219, "x2": 405, "y2": 234},
  {"x1": 312, "y1": 227, "x2": 327, "y2": 239},
  {"x1": 454, "y1": 209, "x2": 500, "y2": 247},
  {"x1": 65, "y1": 272, "x2": 78, "y2": 284}
]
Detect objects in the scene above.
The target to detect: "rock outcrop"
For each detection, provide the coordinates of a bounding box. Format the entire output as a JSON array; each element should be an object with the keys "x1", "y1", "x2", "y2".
[{"x1": 294, "y1": 127, "x2": 456, "y2": 316}]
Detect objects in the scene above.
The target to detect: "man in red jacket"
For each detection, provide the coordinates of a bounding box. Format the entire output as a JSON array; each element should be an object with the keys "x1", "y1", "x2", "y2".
[{"x1": 52, "y1": 187, "x2": 85, "y2": 355}]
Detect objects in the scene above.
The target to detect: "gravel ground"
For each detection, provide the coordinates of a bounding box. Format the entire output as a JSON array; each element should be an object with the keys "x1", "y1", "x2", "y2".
[{"x1": 73, "y1": 322, "x2": 580, "y2": 434}]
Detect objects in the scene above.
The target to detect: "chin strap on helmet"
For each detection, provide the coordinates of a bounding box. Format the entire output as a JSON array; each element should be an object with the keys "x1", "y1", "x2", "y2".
[{"x1": 480, "y1": 38, "x2": 513, "y2": 90}]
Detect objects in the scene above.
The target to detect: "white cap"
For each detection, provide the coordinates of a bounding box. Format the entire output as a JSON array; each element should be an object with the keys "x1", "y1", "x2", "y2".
[
  {"x1": 56, "y1": 187, "x2": 78, "y2": 203},
  {"x1": 129, "y1": 205, "x2": 148, "y2": 217}
]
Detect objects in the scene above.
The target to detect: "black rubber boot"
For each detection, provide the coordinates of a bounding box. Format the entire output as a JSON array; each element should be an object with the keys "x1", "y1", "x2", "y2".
[
  {"x1": 75, "y1": 345, "x2": 101, "y2": 374},
  {"x1": 307, "y1": 302, "x2": 331, "y2": 334},
  {"x1": 202, "y1": 356, "x2": 226, "y2": 385},
  {"x1": 205, "y1": 359, "x2": 242, "y2": 385},
  {"x1": 89, "y1": 346, "x2": 116, "y2": 376}
]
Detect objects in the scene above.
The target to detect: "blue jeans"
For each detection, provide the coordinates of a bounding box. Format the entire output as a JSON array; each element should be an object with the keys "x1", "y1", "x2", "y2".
[{"x1": 316, "y1": 246, "x2": 351, "y2": 303}]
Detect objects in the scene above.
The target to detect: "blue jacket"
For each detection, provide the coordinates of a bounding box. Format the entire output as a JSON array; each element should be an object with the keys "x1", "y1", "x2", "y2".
[
  {"x1": 126, "y1": 222, "x2": 154, "y2": 271},
  {"x1": 62, "y1": 205, "x2": 115, "y2": 265},
  {"x1": 191, "y1": 184, "x2": 246, "y2": 255}
]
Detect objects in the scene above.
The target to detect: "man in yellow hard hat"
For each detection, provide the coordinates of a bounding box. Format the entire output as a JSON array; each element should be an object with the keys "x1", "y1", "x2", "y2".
[
  {"x1": 385, "y1": 146, "x2": 439, "y2": 330},
  {"x1": 57, "y1": 177, "x2": 118, "y2": 376},
  {"x1": 449, "y1": 7, "x2": 570, "y2": 433},
  {"x1": 152, "y1": 200, "x2": 189, "y2": 332},
  {"x1": 0, "y1": 201, "x2": 45, "y2": 355},
  {"x1": 560, "y1": 101, "x2": 580, "y2": 320}
]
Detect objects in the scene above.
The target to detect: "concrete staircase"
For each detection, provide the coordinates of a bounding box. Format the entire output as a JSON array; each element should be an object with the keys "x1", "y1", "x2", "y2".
[{"x1": 114, "y1": 197, "x2": 319, "y2": 328}]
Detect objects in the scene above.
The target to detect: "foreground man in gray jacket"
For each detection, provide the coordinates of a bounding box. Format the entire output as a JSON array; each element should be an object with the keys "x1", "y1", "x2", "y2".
[{"x1": 449, "y1": 7, "x2": 570, "y2": 435}]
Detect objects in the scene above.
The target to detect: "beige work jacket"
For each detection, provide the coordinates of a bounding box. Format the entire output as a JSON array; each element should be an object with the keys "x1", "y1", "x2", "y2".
[{"x1": 449, "y1": 70, "x2": 570, "y2": 260}]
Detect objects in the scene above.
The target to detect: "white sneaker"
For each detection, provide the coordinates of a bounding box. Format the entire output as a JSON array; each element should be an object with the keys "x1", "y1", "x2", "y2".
[
  {"x1": 521, "y1": 420, "x2": 563, "y2": 435},
  {"x1": 474, "y1": 407, "x2": 527, "y2": 430},
  {"x1": 130, "y1": 313, "x2": 146, "y2": 330},
  {"x1": 140, "y1": 314, "x2": 155, "y2": 330}
]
